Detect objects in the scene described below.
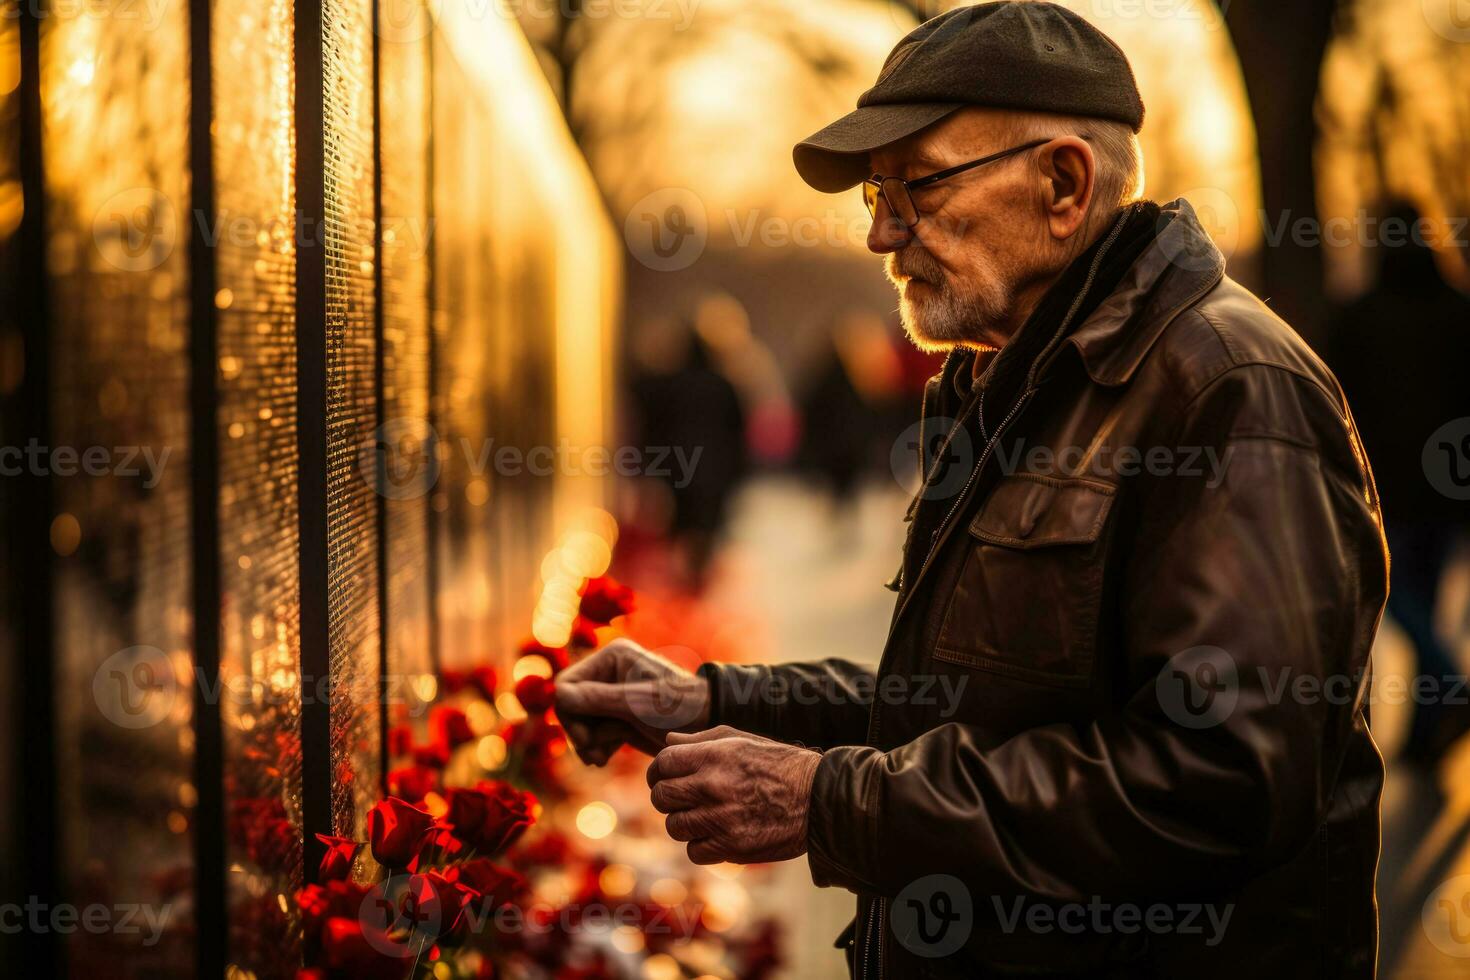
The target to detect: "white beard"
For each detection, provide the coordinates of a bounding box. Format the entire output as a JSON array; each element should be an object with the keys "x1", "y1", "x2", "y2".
[
  {"x1": 896, "y1": 279, "x2": 1006, "y2": 351},
  {"x1": 887, "y1": 251, "x2": 1008, "y2": 351}
]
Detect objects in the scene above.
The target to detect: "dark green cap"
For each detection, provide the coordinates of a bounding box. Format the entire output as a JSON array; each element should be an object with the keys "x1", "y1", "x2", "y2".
[{"x1": 794, "y1": 2, "x2": 1145, "y2": 192}]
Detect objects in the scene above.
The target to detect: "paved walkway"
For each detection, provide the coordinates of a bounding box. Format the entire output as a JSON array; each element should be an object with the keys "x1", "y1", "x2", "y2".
[{"x1": 703, "y1": 476, "x2": 902, "y2": 979}]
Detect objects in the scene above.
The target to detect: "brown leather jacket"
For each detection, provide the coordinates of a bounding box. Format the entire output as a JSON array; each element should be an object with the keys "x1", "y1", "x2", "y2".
[{"x1": 701, "y1": 201, "x2": 1388, "y2": 978}]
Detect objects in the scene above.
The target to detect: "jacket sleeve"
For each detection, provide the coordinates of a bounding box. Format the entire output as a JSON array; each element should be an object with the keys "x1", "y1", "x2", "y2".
[
  {"x1": 698, "y1": 659, "x2": 876, "y2": 749},
  {"x1": 805, "y1": 362, "x2": 1388, "y2": 901}
]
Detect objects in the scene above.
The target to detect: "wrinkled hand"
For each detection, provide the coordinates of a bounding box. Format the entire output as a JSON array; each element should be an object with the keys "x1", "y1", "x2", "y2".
[
  {"x1": 554, "y1": 639, "x2": 710, "y2": 765},
  {"x1": 646, "y1": 726, "x2": 822, "y2": 865}
]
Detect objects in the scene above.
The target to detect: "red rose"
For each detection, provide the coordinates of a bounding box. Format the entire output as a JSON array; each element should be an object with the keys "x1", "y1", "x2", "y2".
[
  {"x1": 367, "y1": 798, "x2": 436, "y2": 869},
  {"x1": 296, "y1": 880, "x2": 371, "y2": 943},
  {"x1": 442, "y1": 787, "x2": 489, "y2": 851},
  {"x1": 232, "y1": 798, "x2": 299, "y2": 873},
  {"x1": 295, "y1": 885, "x2": 330, "y2": 941},
  {"x1": 447, "y1": 858, "x2": 526, "y2": 910},
  {"x1": 419, "y1": 822, "x2": 466, "y2": 863},
  {"x1": 315, "y1": 834, "x2": 362, "y2": 882},
  {"x1": 515, "y1": 675, "x2": 556, "y2": 714},
  {"x1": 577, "y1": 576, "x2": 635, "y2": 625},
  {"x1": 387, "y1": 725, "x2": 413, "y2": 758},
  {"x1": 321, "y1": 917, "x2": 413, "y2": 980},
  {"x1": 387, "y1": 764, "x2": 438, "y2": 804},
  {"x1": 443, "y1": 782, "x2": 534, "y2": 855},
  {"x1": 430, "y1": 705, "x2": 476, "y2": 749},
  {"x1": 506, "y1": 721, "x2": 568, "y2": 786},
  {"x1": 469, "y1": 665, "x2": 499, "y2": 701},
  {"x1": 568, "y1": 617, "x2": 600, "y2": 650},
  {"x1": 440, "y1": 668, "x2": 469, "y2": 694},
  {"x1": 407, "y1": 870, "x2": 481, "y2": 944},
  {"x1": 480, "y1": 781, "x2": 535, "y2": 852}
]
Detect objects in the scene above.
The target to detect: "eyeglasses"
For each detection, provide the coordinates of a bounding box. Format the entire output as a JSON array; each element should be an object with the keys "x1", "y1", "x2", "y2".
[{"x1": 862, "y1": 138, "x2": 1053, "y2": 228}]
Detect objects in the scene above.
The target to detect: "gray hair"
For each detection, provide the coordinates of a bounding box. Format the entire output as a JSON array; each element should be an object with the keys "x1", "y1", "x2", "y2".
[{"x1": 1002, "y1": 112, "x2": 1145, "y2": 230}]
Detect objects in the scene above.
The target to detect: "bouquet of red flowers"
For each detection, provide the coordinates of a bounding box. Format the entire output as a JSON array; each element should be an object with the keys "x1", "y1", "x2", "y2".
[{"x1": 288, "y1": 572, "x2": 781, "y2": 979}]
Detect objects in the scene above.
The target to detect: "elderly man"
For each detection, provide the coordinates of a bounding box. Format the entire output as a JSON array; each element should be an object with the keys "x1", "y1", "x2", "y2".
[{"x1": 557, "y1": 4, "x2": 1388, "y2": 977}]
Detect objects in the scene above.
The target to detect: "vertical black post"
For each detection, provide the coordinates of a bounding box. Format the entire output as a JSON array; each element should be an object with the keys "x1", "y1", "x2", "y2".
[
  {"x1": 187, "y1": 0, "x2": 226, "y2": 972},
  {"x1": 295, "y1": 0, "x2": 333, "y2": 880},
  {"x1": 371, "y1": 0, "x2": 391, "y2": 796},
  {"x1": 15, "y1": 2, "x2": 58, "y2": 976}
]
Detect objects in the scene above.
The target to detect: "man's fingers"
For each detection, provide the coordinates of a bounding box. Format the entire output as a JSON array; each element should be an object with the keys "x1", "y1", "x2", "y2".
[
  {"x1": 664, "y1": 725, "x2": 741, "y2": 746},
  {"x1": 563, "y1": 714, "x2": 631, "y2": 766},
  {"x1": 554, "y1": 643, "x2": 622, "y2": 686},
  {"x1": 647, "y1": 726, "x2": 741, "y2": 782},
  {"x1": 583, "y1": 719, "x2": 633, "y2": 766},
  {"x1": 686, "y1": 839, "x2": 726, "y2": 866},
  {"x1": 665, "y1": 806, "x2": 729, "y2": 843},
  {"x1": 554, "y1": 679, "x2": 628, "y2": 719},
  {"x1": 649, "y1": 775, "x2": 707, "y2": 814},
  {"x1": 574, "y1": 732, "x2": 624, "y2": 767},
  {"x1": 563, "y1": 718, "x2": 593, "y2": 748},
  {"x1": 646, "y1": 741, "x2": 711, "y2": 787}
]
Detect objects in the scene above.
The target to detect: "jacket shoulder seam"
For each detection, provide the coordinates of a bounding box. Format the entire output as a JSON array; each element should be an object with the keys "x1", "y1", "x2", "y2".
[
  {"x1": 1148, "y1": 304, "x2": 1229, "y2": 416},
  {"x1": 1221, "y1": 430, "x2": 1320, "y2": 453},
  {"x1": 1190, "y1": 304, "x2": 1347, "y2": 418},
  {"x1": 1180, "y1": 358, "x2": 1346, "y2": 425}
]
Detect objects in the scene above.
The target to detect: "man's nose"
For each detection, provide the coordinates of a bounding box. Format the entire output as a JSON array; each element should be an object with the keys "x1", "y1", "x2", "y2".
[{"x1": 867, "y1": 197, "x2": 914, "y2": 254}]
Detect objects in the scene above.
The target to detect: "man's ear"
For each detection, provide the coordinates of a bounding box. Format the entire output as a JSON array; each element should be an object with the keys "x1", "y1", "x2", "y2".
[{"x1": 1036, "y1": 137, "x2": 1096, "y2": 242}]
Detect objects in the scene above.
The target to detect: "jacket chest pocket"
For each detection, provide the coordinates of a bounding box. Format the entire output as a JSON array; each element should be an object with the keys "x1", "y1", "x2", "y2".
[{"x1": 932, "y1": 474, "x2": 1115, "y2": 689}]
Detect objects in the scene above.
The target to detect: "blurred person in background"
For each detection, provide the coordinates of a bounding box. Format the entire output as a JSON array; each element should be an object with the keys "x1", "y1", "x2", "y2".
[
  {"x1": 795, "y1": 311, "x2": 907, "y2": 517},
  {"x1": 694, "y1": 293, "x2": 802, "y2": 467},
  {"x1": 1327, "y1": 200, "x2": 1470, "y2": 764},
  {"x1": 626, "y1": 315, "x2": 748, "y2": 589},
  {"x1": 564, "y1": 4, "x2": 1387, "y2": 977}
]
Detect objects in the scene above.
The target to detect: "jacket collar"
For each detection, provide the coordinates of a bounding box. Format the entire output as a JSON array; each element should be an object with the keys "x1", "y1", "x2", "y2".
[{"x1": 1051, "y1": 198, "x2": 1226, "y2": 386}]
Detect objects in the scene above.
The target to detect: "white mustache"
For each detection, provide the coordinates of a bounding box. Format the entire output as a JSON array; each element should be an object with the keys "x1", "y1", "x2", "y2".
[{"x1": 889, "y1": 251, "x2": 945, "y2": 285}]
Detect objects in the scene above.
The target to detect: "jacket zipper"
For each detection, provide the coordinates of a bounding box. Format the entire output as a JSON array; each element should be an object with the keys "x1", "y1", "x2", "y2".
[
  {"x1": 862, "y1": 896, "x2": 885, "y2": 980},
  {"x1": 858, "y1": 210, "x2": 1132, "y2": 980},
  {"x1": 856, "y1": 395, "x2": 1034, "y2": 980}
]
